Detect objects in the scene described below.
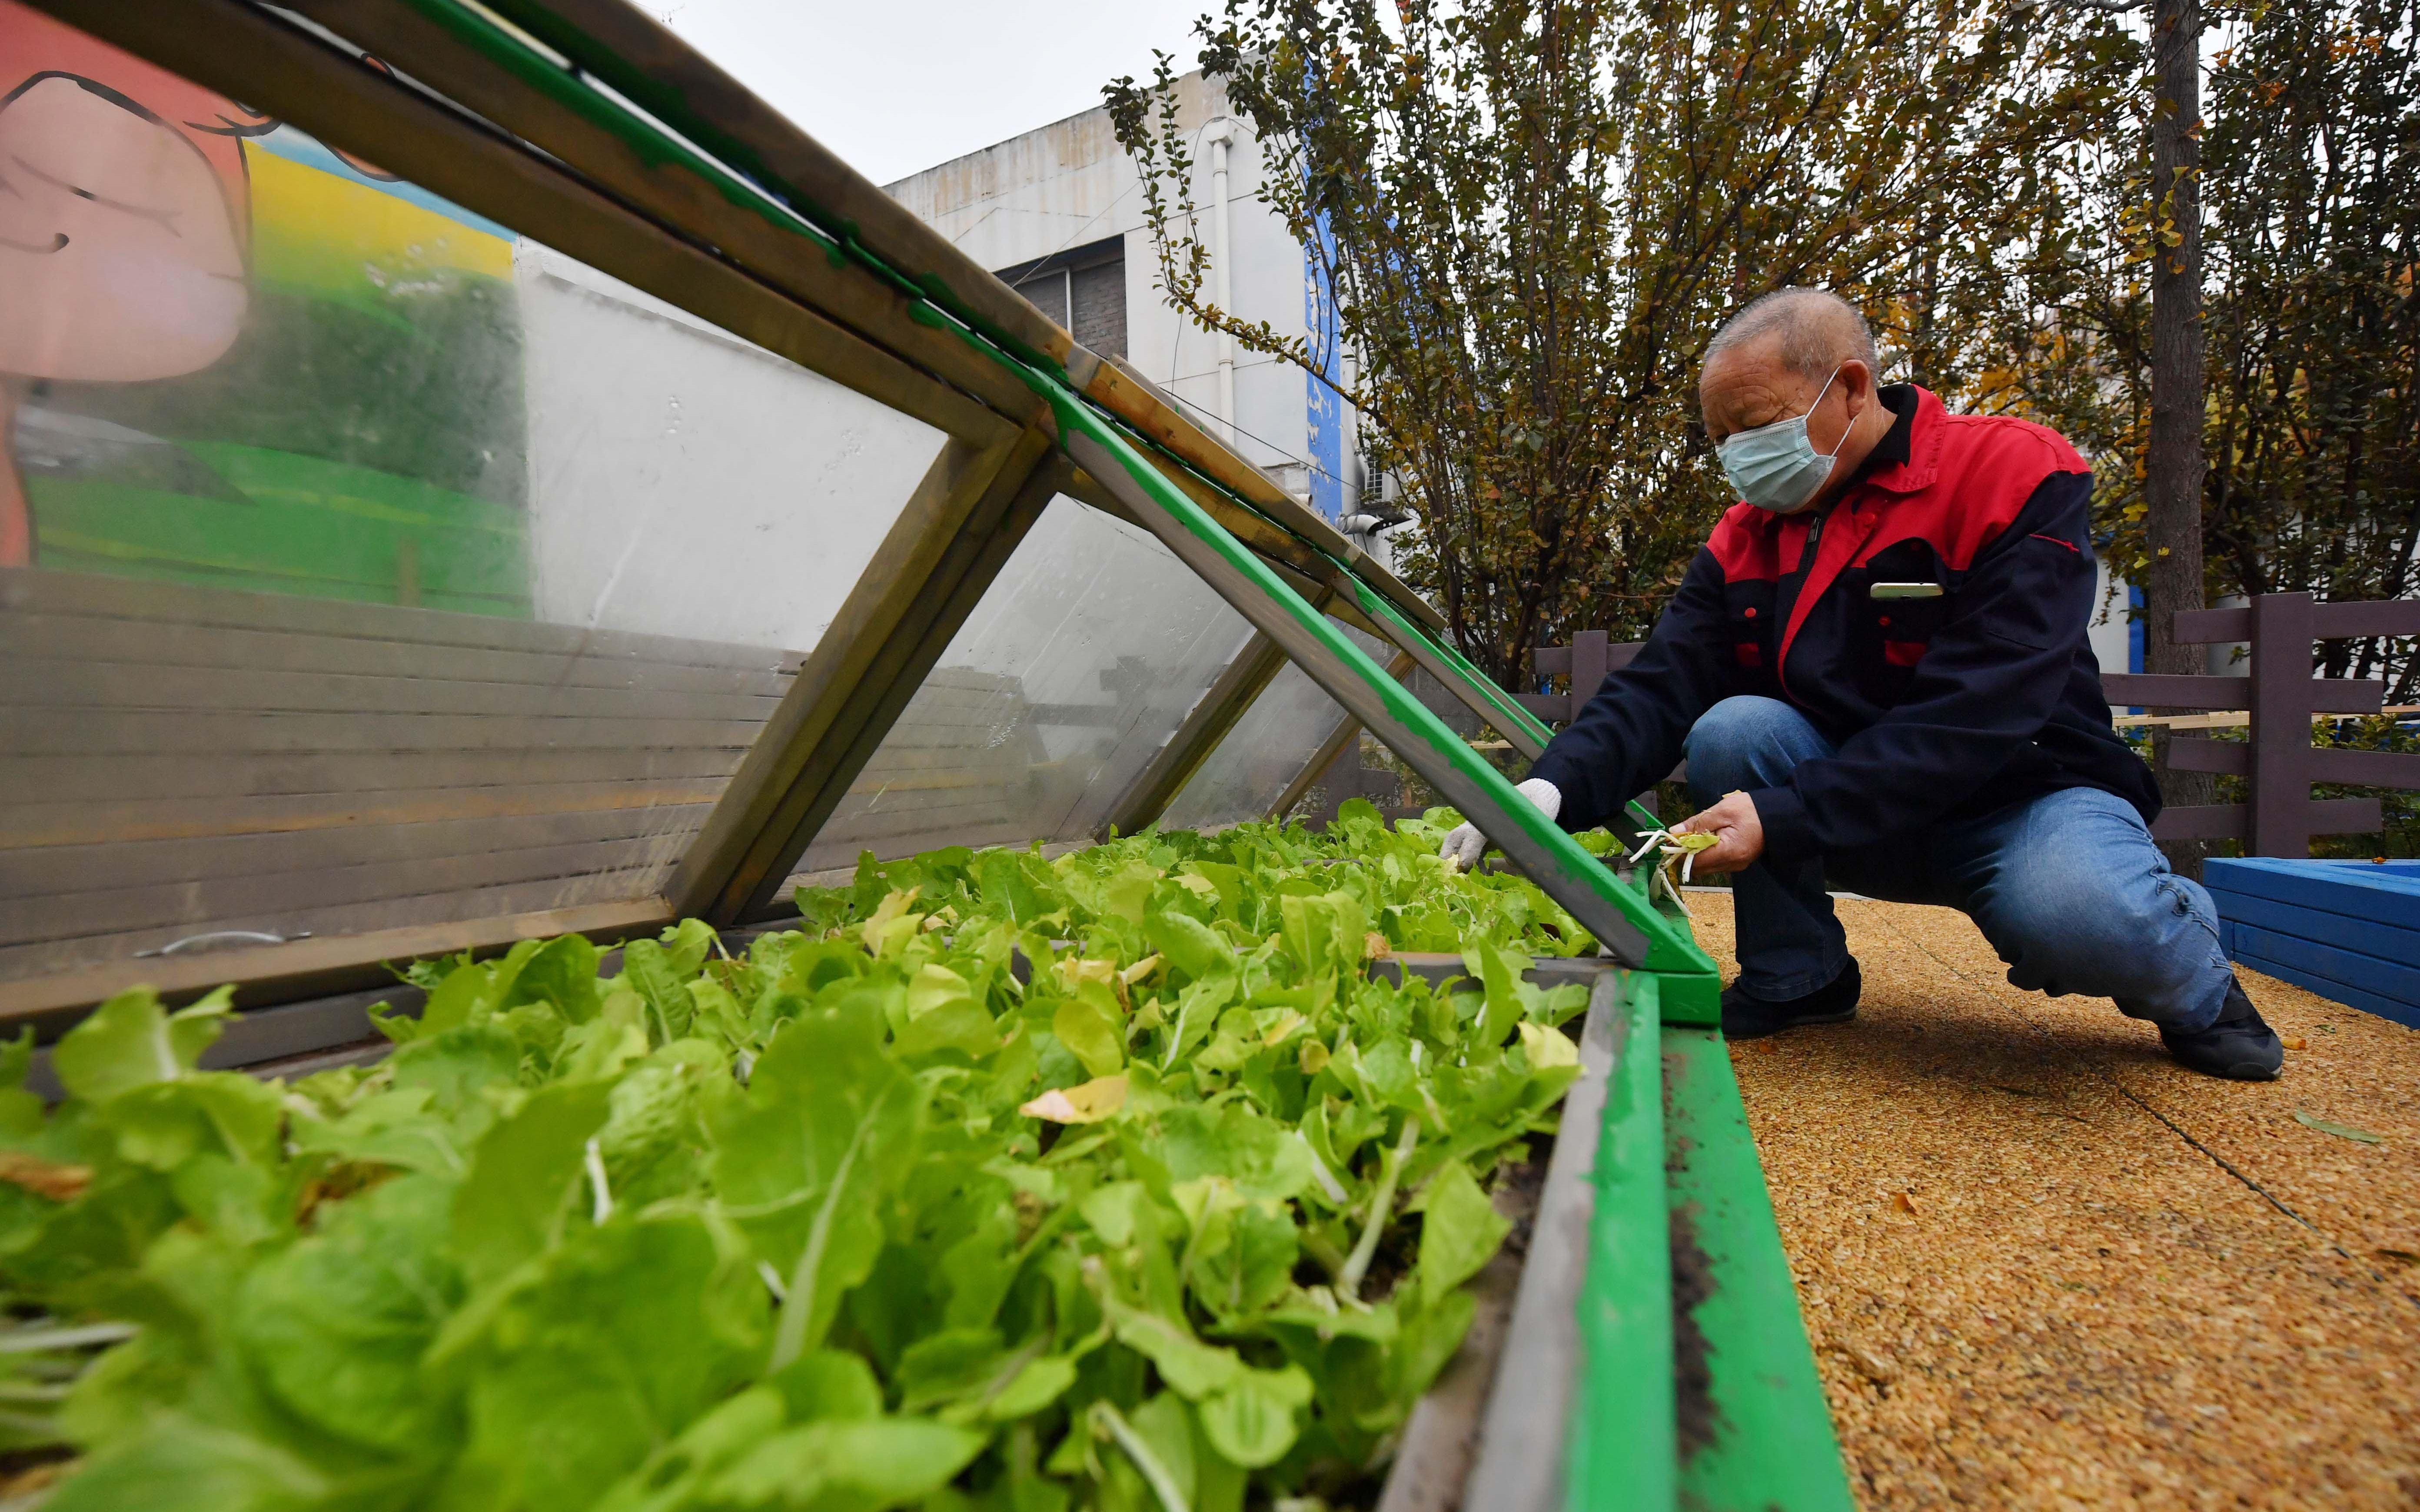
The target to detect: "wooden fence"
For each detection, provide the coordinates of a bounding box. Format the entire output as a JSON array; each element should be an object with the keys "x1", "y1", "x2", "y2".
[{"x1": 1527, "y1": 592, "x2": 2420, "y2": 856}]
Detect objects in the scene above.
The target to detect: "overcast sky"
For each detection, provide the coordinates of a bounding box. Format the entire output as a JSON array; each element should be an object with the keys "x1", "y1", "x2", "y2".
[{"x1": 648, "y1": 0, "x2": 1215, "y2": 187}]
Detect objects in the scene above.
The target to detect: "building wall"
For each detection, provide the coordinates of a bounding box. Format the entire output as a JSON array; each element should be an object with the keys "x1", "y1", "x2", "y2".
[{"x1": 884, "y1": 72, "x2": 1356, "y2": 520}]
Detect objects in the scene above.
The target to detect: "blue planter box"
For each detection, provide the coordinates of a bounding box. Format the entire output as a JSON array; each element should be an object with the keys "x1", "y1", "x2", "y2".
[{"x1": 2204, "y1": 858, "x2": 2420, "y2": 1027}]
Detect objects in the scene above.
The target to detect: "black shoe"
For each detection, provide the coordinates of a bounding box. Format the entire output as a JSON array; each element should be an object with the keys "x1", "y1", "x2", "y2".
[
  {"x1": 1722, "y1": 958, "x2": 1861, "y2": 1040},
  {"x1": 2159, "y1": 977, "x2": 2284, "y2": 1081}
]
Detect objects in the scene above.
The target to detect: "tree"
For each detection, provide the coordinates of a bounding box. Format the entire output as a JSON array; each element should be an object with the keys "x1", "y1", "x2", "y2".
[
  {"x1": 1107, "y1": 0, "x2": 2137, "y2": 686},
  {"x1": 2198, "y1": 0, "x2": 2419, "y2": 691},
  {"x1": 2081, "y1": 0, "x2": 2418, "y2": 678}
]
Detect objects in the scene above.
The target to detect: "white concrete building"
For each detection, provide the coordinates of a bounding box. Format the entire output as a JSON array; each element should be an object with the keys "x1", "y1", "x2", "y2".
[{"x1": 884, "y1": 72, "x2": 1369, "y2": 529}]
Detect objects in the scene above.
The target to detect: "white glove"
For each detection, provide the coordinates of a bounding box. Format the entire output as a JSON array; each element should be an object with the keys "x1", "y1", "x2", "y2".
[{"x1": 1439, "y1": 778, "x2": 1562, "y2": 872}]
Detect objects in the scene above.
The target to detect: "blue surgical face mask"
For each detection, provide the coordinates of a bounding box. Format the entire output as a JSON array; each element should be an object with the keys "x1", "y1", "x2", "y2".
[{"x1": 1716, "y1": 365, "x2": 1846, "y2": 515}]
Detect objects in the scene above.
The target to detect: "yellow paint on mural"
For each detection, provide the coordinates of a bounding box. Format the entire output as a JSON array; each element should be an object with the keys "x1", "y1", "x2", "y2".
[{"x1": 246, "y1": 147, "x2": 512, "y2": 310}]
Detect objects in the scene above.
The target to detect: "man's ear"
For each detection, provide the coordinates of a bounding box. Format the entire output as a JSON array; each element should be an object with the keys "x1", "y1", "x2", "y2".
[{"x1": 1837, "y1": 359, "x2": 1876, "y2": 413}]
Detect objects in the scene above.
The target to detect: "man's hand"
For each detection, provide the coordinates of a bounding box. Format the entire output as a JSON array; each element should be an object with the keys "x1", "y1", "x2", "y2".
[
  {"x1": 1439, "y1": 778, "x2": 1561, "y2": 872},
  {"x1": 1671, "y1": 791, "x2": 1764, "y2": 874}
]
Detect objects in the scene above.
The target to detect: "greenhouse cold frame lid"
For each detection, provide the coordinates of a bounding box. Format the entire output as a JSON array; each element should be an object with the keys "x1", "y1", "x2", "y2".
[{"x1": 0, "y1": 0, "x2": 1849, "y2": 1503}]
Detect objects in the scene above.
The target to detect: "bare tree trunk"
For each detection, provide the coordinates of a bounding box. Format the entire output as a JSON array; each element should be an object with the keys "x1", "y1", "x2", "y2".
[{"x1": 2147, "y1": 0, "x2": 2215, "y2": 876}]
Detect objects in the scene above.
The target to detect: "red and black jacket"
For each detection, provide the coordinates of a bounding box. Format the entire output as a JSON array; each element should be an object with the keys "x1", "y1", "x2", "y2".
[{"x1": 1529, "y1": 385, "x2": 2159, "y2": 867}]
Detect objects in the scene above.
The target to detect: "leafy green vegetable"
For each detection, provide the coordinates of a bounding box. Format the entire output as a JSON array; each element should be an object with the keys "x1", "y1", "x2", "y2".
[{"x1": 7, "y1": 807, "x2": 1608, "y2": 1510}]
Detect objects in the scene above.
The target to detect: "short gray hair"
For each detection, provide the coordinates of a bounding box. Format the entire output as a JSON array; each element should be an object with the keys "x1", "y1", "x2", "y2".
[{"x1": 1702, "y1": 288, "x2": 1879, "y2": 381}]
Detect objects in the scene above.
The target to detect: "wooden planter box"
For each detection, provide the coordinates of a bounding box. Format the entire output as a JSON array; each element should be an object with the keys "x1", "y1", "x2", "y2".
[{"x1": 2205, "y1": 857, "x2": 2420, "y2": 1028}]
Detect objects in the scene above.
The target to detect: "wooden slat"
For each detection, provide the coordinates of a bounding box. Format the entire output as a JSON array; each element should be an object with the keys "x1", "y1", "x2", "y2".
[
  {"x1": 5, "y1": 827, "x2": 698, "y2": 950},
  {"x1": 4, "y1": 659, "x2": 784, "y2": 723},
  {"x1": 2082, "y1": 673, "x2": 2240, "y2": 708},
  {"x1": 2177, "y1": 599, "x2": 2420, "y2": 644},
  {"x1": 2, "y1": 570, "x2": 788, "y2": 1004},
  {"x1": 2101, "y1": 671, "x2": 2382, "y2": 713},
  {"x1": 2, "y1": 780, "x2": 724, "y2": 850},
  {"x1": 0, "y1": 746, "x2": 745, "y2": 807},
  {"x1": 2203, "y1": 885, "x2": 2420, "y2": 966},
  {"x1": 2307, "y1": 746, "x2": 2420, "y2": 787},
  {"x1": 4, "y1": 612, "x2": 796, "y2": 696},
  {"x1": 0, "y1": 804, "x2": 709, "y2": 900},
  {"x1": 2229, "y1": 920, "x2": 2420, "y2": 1006},
  {"x1": 0, "y1": 896, "x2": 673, "y2": 1029},
  {"x1": 2163, "y1": 737, "x2": 2250, "y2": 776},
  {"x1": 2178, "y1": 741, "x2": 2420, "y2": 788},
  {"x1": 1532, "y1": 641, "x2": 1646, "y2": 681},
  {"x1": 0, "y1": 567, "x2": 800, "y2": 673},
  {"x1": 2149, "y1": 804, "x2": 2247, "y2": 840},
  {"x1": 2150, "y1": 797, "x2": 2382, "y2": 841},
  {"x1": 0, "y1": 710, "x2": 765, "y2": 757}
]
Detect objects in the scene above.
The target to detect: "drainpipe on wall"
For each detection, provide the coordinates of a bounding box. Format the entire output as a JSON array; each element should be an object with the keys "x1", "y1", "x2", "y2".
[
  {"x1": 1204, "y1": 117, "x2": 1238, "y2": 445},
  {"x1": 1341, "y1": 345, "x2": 1360, "y2": 518}
]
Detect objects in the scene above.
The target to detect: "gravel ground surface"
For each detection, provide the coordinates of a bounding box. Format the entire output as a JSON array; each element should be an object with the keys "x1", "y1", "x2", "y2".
[{"x1": 1686, "y1": 890, "x2": 2420, "y2": 1510}]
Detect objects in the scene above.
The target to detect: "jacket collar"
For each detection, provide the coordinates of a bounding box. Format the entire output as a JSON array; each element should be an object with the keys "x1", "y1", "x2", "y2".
[{"x1": 1857, "y1": 384, "x2": 1943, "y2": 495}]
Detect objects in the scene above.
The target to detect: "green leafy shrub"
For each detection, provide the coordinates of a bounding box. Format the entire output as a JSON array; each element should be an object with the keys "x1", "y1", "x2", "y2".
[{"x1": 0, "y1": 805, "x2": 1608, "y2": 1511}]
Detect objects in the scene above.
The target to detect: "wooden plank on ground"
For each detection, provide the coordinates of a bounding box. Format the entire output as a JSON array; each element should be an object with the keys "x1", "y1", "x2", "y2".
[
  {"x1": 2225, "y1": 922, "x2": 2420, "y2": 1009},
  {"x1": 0, "y1": 567, "x2": 803, "y2": 671},
  {"x1": 2201, "y1": 858, "x2": 2420, "y2": 927},
  {"x1": 2201, "y1": 889, "x2": 2420, "y2": 971},
  {"x1": 0, "y1": 711, "x2": 767, "y2": 757},
  {"x1": 0, "y1": 897, "x2": 672, "y2": 1030},
  {"x1": 0, "y1": 869, "x2": 668, "y2": 980},
  {"x1": 0, "y1": 747, "x2": 747, "y2": 807},
  {"x1": 4, "y1": 614, "x2": 797, "y2": 695},
  {"x1": 2229, "y1": 948, "x2": 2420, "y2": 1028},
  {"x1": 1, "y1": 781, "x2": 728, "y2": 850},
  {"x1": 0, "y1": 805, "x2": 714, "y2": 899},
  {"x1": 3, "y1": 659, "x2": 785, "y2": 723},
  {"x1": 3, "y1": 829, "x2": 698, "y2": 950}
]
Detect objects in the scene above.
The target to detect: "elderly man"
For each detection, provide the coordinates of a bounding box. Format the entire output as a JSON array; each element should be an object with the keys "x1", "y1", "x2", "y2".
[{"x1": 1442, "y1": 288, "x2": 2283, "y2": 1080}]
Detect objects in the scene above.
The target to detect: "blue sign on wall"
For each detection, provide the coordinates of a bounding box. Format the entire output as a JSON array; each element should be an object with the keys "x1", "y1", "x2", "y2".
[{"x1": 1303, "y1": 215, "x2": 1345, "y2": 523}]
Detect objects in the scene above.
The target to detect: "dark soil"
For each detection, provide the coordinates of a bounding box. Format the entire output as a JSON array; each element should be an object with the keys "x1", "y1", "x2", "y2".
[
  {"x1": 1664, "y1": 1056, "x2": 1723, "y2": 1463},
  {"x1": 1667, "y1": 1201, "x2": 1721, "y2": 1462}
]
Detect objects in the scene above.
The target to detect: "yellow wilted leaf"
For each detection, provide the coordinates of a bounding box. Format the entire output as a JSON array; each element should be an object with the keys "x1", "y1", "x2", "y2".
[
  {"x1": 1056, "y1": 957, "x2": 1119, "y2": 990},
  {"x1": 0, "y1": 1151, "x2": 91, "y2": 1202},
  {"x1": 861, "y1": 887, "x2": 922, "y2": 956},
  {"x1": 1120, "y1": 954, "x2": 1163, "y2": 989},
  {"x1": 1517, "y1": 1020, "x2": 1579, "y2": 1071},
  {"x1": 1020, "y1": 1074, "x2": 1129, "y2": 1124}
]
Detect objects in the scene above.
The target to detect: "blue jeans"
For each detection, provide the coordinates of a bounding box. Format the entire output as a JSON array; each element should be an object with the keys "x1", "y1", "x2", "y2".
[{"x1": 1684, "y1": 696, "x2": 2235, "y2": 1030}]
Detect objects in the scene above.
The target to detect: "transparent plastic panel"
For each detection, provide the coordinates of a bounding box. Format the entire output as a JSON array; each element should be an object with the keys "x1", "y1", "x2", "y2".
[
  {"x1": 1160, "y1": 662, "x2": 1342, "y2": 831},
  {"x1": 1160, "y1": 622, "x2": 1386, "y2": 831},
  {"x1": 0, "y1": 3, "x2": 944, "y2": 982},
  {"x1": 797, "y1": 498, "x2": 1257, "y2": 874}
]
